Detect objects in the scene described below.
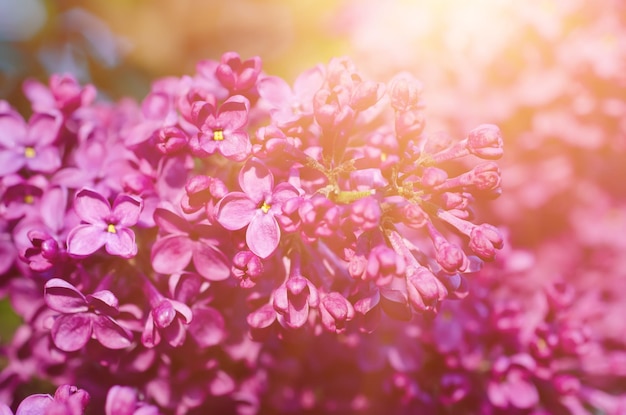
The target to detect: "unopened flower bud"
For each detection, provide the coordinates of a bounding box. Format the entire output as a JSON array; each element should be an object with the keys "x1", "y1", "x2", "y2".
[{"x1": 466, "y1": 124, "x2": 504, "y2": 159}]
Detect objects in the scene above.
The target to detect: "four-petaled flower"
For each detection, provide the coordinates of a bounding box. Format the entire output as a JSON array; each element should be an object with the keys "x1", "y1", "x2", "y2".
[
  {"x1": 66, "y1": 188, "x2": 142, "y2": 258},
  {"x1": 216, "y1": 158, "x2": 299, "y2": 258},
  {"x1": 189, "y1": 95, "x2": 252, "y2": 161},
  {"x1": 0, "y1": 109, "x2": 62, "y2": 176},
  {"x1": 44, "y1": 278, "x2": 133, "y2": 352}
]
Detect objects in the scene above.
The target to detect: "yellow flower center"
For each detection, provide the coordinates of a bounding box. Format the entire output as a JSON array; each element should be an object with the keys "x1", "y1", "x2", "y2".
[
  {"x1": 24, "y1": 195, "x2": 34, "y2": 204},
  {"x1": 213, "y1": 130, "x2": 224, "y2": 141},
  {"x1": 260, "y1": 202, "x2": 271, "y2": 214},
  {"x1": 107, "y1": 224, "x2": 117, "y2": 233},
  {"x1": 381, "y1": 152, "x2": 388, "y2": 162},
  {"x1": 24, "y1": 147, "x2": 36, "y2": 158}
]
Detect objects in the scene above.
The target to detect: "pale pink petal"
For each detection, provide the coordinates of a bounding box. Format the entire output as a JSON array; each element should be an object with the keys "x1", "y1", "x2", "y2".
[
  {"x1": 269, "y1": 182, "x2": 299, "y2": 207},
  {"x1": 216, "y1": 192, "x2": 256, "y2": 230},
  {"x1": 73, "y1": 188, "x2": 111, "y2": 224},
  {"x1": 238, "y1": 158, "x2": 273, "y2": 203},
  {"x1": 26, "y1": 112, "x2": 61, "y2": 146},
  {"x1": 51, "y1": 313, "x2": 93, "y2": 352},
  {"x1": 0, "y1": 111, "x2": 27, "y2": 147},
  {"x1": 26, "y1": 145, "x2": 61, "y2": 173},
  {"x1": 257, "y1": 76, "x2": 293, "y2": 108},
  {"x1": 0, "y1": 149, "x2": 25, "y2": 176},
  {"x1": 151, "y1": 234, "x2": 193, "y2": 274},
  {"x1": 66, "y1": 224, "x2": 107, "y2": 257},
  {"x1": 217, "y1": 131, "x2": 251, "y2": 161},
  {"x1": 246, "y1": 213, "x2": 280, "y2": 259},
  {"x1": 192, "y1": 240, "x2": 231, "y2": 281}
]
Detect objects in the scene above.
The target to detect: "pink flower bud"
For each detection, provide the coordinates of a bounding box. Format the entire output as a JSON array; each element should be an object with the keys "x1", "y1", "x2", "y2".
[{"x1": 467, "y1": 124, "x2": 504, "y2": 159}]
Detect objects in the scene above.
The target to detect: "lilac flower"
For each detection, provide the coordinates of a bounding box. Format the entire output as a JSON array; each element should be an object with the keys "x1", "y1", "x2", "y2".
[
  {"x1": 188, "y1": 95, "x2": 252, "y2": 161},
  {"x1": 105, "y1": 385, "x2": 160, "y2": 415},
  {"x1": 487, "y1": 354, "x2": 540, "y2": 409},
  {"x1": 15, "y1": 385, "x2": 89, "y2": 415},
  {"x1": 273, "y1": 275, "x2": 319, "y2": 329},
  {"x1": 44, "y1": 278, "x2": 133, "y2": 352},
  {"x1": 141, "y1": 277, "x2": 193, "y2": 348},
  {"x1": 150, "y1": 207, "x2": 231, "y2": 281},
  {"x1": 216, "y1": 158, "x2": 299, "y2": 259},
  {"x1": 23, "y1": 73, "x2": 96, "y2": 114},
  {"x1": 257, "y1": 65, "x2": 325, "y2": 126},
  {"x1": 0, "y1": 109, "x2": 62, "y2": 176},
  {"x1": 66, "y1": 188, "x2": 142, "y2": 258},
  {"x1": 215, "y1": 52, "x2": 262, "y2": 93}
]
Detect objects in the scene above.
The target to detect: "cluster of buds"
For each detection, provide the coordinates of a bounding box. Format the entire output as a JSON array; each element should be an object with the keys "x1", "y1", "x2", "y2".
[{"x1": 0, "y1": 52, "x2": 503, "y2": 412}]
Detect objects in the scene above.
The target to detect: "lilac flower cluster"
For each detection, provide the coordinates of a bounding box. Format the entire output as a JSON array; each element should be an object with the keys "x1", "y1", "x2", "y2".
[{"x1": 0, "y1": 52, "x2": 506, "y2": 412}]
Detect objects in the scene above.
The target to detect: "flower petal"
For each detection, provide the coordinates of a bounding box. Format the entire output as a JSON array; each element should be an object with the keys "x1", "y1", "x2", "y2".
[
  {"x1": 44, "y1": 278, "x2": 88, "y2": 314},
  {"x1": 153, "y1": 207, "x2": 190, "y2": 234},
  {"x1": 93, "y1": 316, "x2": 133, "y2": 350},
  {"x1": 104, "y1": 228, "x2": 137, "y2": 258},
  {"x1": 192, "y1": 240, "x2": 231, "y2": 281},
  {"x1": 112, "y1": 194, "x2": 142, "y2": 227},
  {"x1": 246, "y1": 213, "x2": 280, "y2": 259},
  {"x1": 151, "y1": 234, "x2": 193, "y2": 274},
  {"x1": 217, "y1": 95, "x2": 249, "y2": 130},
  {"x1": 51, "y1": 313, "x2": 92, "y2": 352},
  {"x1": 216, "y1": 192, "x2": 256, "y2": 230},
  {"x1": 105, "y1": 385, "x2": 137, "y2": 415},
  {"x1": 26, "y1": 112, "x2": 61, "y2": 146},
  {"x1": 26, "y1": 145, "x2": 61, "y2": 174},
  {"x1": 66, "y1": 224, "x2": 107, "y2": 257},
  {"x1": 15, "y1": 394, "x2": 54, "y2": 415},
  {"x1": 0, "y1": 148, "x2": 25, "y2": 176},
  {"x1": 238, "y1": 158, "x2": 272, "y2": 203},
  {"x1": 73, "y1": 188, "x2": 111, "y2": 224},
  {"x1": 217, "y1": 131, "x2": 251, "y2": 161},
  {"x1": 188, "y1": 305, "x2": 225, "y2": 348},
  {"x1": 0, "y1": 111, "x2": 27, "y2": 147}
]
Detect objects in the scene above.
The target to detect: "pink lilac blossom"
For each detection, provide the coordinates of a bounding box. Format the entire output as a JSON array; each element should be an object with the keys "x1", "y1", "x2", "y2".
[{"x1": 1, "y1": 43, "x2": 624, "y2": 415}]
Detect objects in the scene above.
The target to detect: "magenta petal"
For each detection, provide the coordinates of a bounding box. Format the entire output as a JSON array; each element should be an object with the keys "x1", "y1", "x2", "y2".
[
  {"x1": 141, "y1": 314, "x2": 160, "y2": 348},
  {"x1": 15, "y1": 394, "x2": 54, "y2": 415},
  {"x1": 151, "y1": 234, "x2": 193, "y2": 274},
  {"x1": 67, "y1": 224, "x2": 107, "y2": 257},
  {"x1": 105, "y1": 385, "x2": 137, "y2": 415},
  {"x1": 104, "y1": 228, "x2": 137, "y2": 258},
  {"x1": 192, "y1": 240, "x2": 231, "y2": 281},
  {"x1": 153, "y1": 208, "x2": 190, "y2": 234},
  {"x1": 216, "y1": 192, "x2": 256, "y2": 230},
  {"x1": 238, "y1": 158, "x2": 272, "y2": 203},
  {"x1": 112, "y1": 194, "x2": 142, "y2": 227},
  {"x1": 188, "y1": 305, "x2": 225, "y2": 348},
  {"x1": 73, "y1": 188, "x2": 111, "y2": 224},
  {"x1": 52, "y1": 313, "x2": 93, "y2": 352},
  {"x1": 93, "y1": 316, "x2": 133, "y2": 350},
  {"x1": 40, "y1": 186, "x2": 67, "y2": 233},
  {"x1": 44, "y1": 278, "x2": 88, "y2": 313},
  {"x1": 507, "y1": 373, "x2": 539, "y2": 408},
  {"x1": 246, "y1": 213, "x2": 280, "y2": 259},
  {"x1": 218, "y1": 95, "x2": 249, "y2": 130},
  {"x1": 162, "y1": 318, "x2": 187, "y2": 347}
]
